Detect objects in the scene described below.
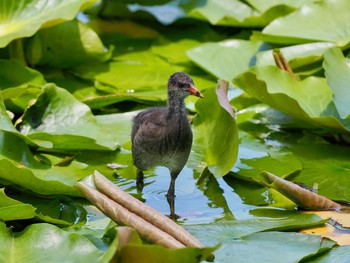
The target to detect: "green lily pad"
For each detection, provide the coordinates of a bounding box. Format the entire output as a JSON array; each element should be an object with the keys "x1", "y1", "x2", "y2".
[
  {"x1": 26, "y1": 20, "x2": 112, "y2": 68},
  {"x1": 0, "y1": 59, "x2": 45, "y2": 89},
  {"x1": 256, "y1": 42, "x2": 335, "y2": 70},
  {"x1": 0, "y1": 130, "x2": 110, "y2": 196},
  {"x1": 188, "y1": 0, "x2": 296, "y2": 27},
  {"x1": 17, "y1": 83, "x2": 119, "y2": 150},
  {"x1": 308, "y1": 245, "x2": 350, "y2": 263},
  {"x1": 233, "y1": 66, "x2": 350, "y2": 133},
  {"x1": 0, "y1": 188, "x2": 36, "y2": 221},
  {"x1": 191, "y1": 82, "x2": 238, "y2": 177},
  {"x1": 74, "y1": 50, "x2": 185, "y2": 92},
  {"x1": 246, "y1": 0, "x2": 313, "y2": 12},
  {"x1": 187, "y1": 39, "x2": 263, "y2": 81},
  {"x1": 323, "y1": 47, "x2": 350, "y2": 119},
  {"x1": 210, "y1": 232, "x2": 334, "y2": 263},
  {"x1": 253, "y1": 0, "x2": 350, "y2": 45},
  {"x1": 0, "y1": 59, "x2": 45, "y2": 112},
  {"x1": 0, "y1": 222, "x2": 103, "y2": 262},
  {"x1": 0, "y1": 0, "x2": 97, "y2": 48},
  {"x1": 287, "y1": 141, "x2": 350, "y2": 202},
  {"x1": 232, "y1": 131, "x2": 302, "y2": 181},
  {"x1": 187, "y1": 212, "x2": 334, "y2": 263},
  {"x1": 186, "y1": 211, "x2": 327, "y2": 239}
]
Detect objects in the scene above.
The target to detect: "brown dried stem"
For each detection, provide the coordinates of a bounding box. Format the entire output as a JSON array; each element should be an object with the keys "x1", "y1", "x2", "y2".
[
  {"x1": 261, "y1": 171, "x2": 341, "y2": 210},
  {"x1": 273, "y1": 49, "x2": 297, "y2": 80},
  {"x1": 75, "y1": 181, "x2": 185, "y2": 249},
  {"x1": 93, "y1": 170, "x2": 203, "y2": 248}
]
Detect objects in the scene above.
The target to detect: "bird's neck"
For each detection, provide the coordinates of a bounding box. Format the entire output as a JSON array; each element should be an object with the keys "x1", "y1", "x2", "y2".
[{"x1": 167, "y1": 92, "x2": 186, "y2": 117}]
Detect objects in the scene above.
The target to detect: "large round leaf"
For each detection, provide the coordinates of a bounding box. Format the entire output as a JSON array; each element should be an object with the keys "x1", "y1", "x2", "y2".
[
  {"x1": 0, "y1": 0, "x2": 97, "y2": 48},
  {"x1": 254, "y1": 0, "x2": 350, "y2": 45},
  {"x1": 233, "y1": 66, "x2": 350, "y2": 133},
  {"x1": 188, "y1": 0, "x2": 296, "y2": 27},
  {"x1": 0, "y1": 222, "x2": 103, "y2": 262},
  {"x1": 26, "y1": 20, "x2": 111, "y2": 68},
  {"x1": 187, "y1": 40, "x2": 262, "y2": 81},
  {"x1": 17, "y1": 83, "x2": 119, "y2": 150}
]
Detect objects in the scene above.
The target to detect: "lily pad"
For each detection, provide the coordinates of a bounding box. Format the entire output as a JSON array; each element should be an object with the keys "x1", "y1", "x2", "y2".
[
  {"x1": 186, "y1": 211, "x2": 327, "y2": 239},
  {"x1": 323, "y1": 47, "x2": 350, "y2": 119},
  {"x1": 286, "y1": 141, "x2": 350, "y2": 202},
  {"x1": 253, "y1": 0, "x2": 350, "y2": 45},
  {"x1": 17, "y1": 83, "x2": 119, "y2": 150},
  {"x1": 191, "y1": 81, "x2": 238, "y2": 177},
  {"x1": 0, "y1": 188, "x2": 36, "y2": 221},
  {"x1": 308, "y1": 245, "x2": 350, "y2": 263},
  {"x1": 0, "y1": 0, "x2": 97, "y2": 48},
  {"x1": 26, "y1": 20, "x2": 112, "y2": 68},
  {"x1": 233, "y1": 66, "x2": 350, "y2": 133},
  {"x1": 0, "y1": 222, "x2": 103, "y2": 262},
  {"x1": 232, "y1": 131, "x2": 302, "y2": 181},
  {"x1": 188, "y1": 216, "x2": 335, "y2": 263},
  {"x1": 212, "y1": 232, "x2": 334, "y2": 263},
  {"x1": 187, "y1": 39, "x2": 263, "y2": 81},
  {"x1": 189, "y1": 0, "x2": 293, "y2": 27}
]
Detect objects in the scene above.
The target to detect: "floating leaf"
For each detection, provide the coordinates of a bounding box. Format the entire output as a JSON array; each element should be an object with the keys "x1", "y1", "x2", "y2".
[
  {"x1": 0, "y1": 59, "x2": 45, "y2": 112},
  {"x1": 253, "y1": 0, "x2": 350, "y2": 45},
  {"x1": 186, "y1": 211, "x2": 327, "y2": 239},
  {"x1": 188, "y1": 0, "x2": 296, "y2": 27},
  {"x1": 0, "y1": 222, "x2": 103, "y2": 262},
  {"x1": 0, "y1": 0, "x2": 98, "y2": 48},
  {"x1": 26, "y1": 20, "x2": 112, "y2": 68},
  {"x1": 286, "y1": 139, "x2": 350, "y2": 202},
  {"x1": 187, "y1": 39, "x2": 262, "y2": 81},
  {"x1": 189, "y1": 229, "x2": 335, "y2": 263},
  {"x1": 232, "y1": 131, "x2": 302, "y2": 181},
  {"x1": 0, "y1": 188, "x2": 36, "y2": 221},
  {"x1": 307, "y1": 245, "x2": 350, "y2": 262},
  {"x1": 17, "y1": 83, "x2": 119, "y2": 150},
  {"x1": 233, "y1": 66, "x2": 350, "y2": 133}
]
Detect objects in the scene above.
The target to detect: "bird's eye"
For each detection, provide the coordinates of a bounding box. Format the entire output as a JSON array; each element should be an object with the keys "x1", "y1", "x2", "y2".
[{"x1": 178, "y1": 83, "x2": 185, "y2": 88}]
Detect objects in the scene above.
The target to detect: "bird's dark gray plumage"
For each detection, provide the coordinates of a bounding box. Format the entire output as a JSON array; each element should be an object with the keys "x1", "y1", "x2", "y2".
[{"x1": 131, "y1": 72, "x2": 203, "y2": 218}]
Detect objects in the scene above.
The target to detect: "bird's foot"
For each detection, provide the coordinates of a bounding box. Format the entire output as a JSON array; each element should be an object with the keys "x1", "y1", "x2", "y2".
[{"x1": 167, "y1": 213, "x2": 180, "y2": 220}]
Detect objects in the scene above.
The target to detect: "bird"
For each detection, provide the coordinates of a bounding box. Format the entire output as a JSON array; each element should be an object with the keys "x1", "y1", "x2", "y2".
[{"x1": 131, "y1": 72, "x2": 203, "y2": 218}]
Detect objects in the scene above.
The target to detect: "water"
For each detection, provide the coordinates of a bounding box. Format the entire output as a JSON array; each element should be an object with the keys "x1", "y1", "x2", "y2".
[{"x1": 116, "y1": 165, "x2": 260, "y2": 225}]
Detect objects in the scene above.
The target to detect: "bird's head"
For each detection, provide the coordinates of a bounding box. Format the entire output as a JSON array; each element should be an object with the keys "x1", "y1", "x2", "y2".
[{"x1": 168, "y1": 72, "x2": 203, "y2": 99}]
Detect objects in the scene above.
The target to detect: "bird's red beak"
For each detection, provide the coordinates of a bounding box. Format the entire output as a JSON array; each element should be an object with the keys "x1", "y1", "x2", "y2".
[{"x1": 189, "y1": 85, "x2": 204, "y2": 98}]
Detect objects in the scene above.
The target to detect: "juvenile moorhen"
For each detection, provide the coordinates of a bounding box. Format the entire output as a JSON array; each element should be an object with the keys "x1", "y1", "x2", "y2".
[{"x1": 131, "y1": 72, "x2": 203, "y2": 218}]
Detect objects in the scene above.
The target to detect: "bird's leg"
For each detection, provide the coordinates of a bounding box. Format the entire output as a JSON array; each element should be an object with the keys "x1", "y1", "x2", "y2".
[
  {"x1": 166, "y1": 171, "x2": 180, "y2": 219},
  {"x1": 136, "y1": 169, "x2": 144, "y2": 192}
]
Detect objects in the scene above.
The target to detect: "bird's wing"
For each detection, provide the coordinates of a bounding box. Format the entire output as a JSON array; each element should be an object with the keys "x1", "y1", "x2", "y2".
[{"x1": 131, "y1": 108, "x2": 169, "y2": 144}]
